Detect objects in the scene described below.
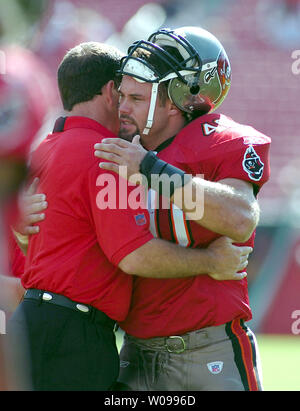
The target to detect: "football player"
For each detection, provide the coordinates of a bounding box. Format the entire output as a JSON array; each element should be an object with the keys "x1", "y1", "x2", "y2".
[{"x1": 94, "y1": 26, "x2": 271, "y2": 391}]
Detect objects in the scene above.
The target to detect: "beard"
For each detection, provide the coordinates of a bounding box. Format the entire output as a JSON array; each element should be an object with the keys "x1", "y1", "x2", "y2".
[{"x1": 118, "y1": 115, "x2": 141, "y2": 142}]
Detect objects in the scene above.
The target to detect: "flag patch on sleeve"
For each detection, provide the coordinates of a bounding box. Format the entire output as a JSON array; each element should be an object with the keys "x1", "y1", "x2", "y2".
[{"x1": 134, "y1": 213, "x2": 147, "y2": 226}]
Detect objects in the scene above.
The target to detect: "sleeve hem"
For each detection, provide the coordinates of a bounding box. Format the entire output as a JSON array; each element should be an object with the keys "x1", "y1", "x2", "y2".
[{"x1": 110, "y1": 232, "x2": 154, "y2": 267}]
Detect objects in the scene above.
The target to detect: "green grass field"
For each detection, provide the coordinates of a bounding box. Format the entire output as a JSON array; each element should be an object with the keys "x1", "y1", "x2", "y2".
[
  {"x1": 116, "y1": 332, "x2": 300, "y2": 391},
  {"x1": 256, "y1": 334, "x2": 300, "y2": 391}
]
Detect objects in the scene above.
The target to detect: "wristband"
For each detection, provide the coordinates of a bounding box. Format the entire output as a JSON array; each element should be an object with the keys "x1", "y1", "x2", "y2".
[{"x1": 140, "y1": 151, "x2": 192, "y2": 197}]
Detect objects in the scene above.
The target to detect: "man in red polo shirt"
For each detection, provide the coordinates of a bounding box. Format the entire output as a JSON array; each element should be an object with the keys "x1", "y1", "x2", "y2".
[{"x1": 8, "y1": 41, "x2": 251, "y2": 391}]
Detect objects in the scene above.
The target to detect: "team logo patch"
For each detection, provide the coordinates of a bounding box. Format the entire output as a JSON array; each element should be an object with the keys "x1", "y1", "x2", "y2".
[
  {"x1": 207, "y1": 361, "x2": 223, "y2": 374},
  {"x1": 242, "y1": 145, "x2": 264, "y2": 181},
  {"x1": 134, "y1": 213, "x2": 147, "y2": 226}
]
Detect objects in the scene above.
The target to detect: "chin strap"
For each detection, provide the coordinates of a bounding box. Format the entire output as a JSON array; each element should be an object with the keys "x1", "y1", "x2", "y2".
[
  {"x1": 141, "y1": 70, "x2": 195, "y2": 136},
  {"x1": 142, "y1": 82, "x2": 159, "y2": 135}
]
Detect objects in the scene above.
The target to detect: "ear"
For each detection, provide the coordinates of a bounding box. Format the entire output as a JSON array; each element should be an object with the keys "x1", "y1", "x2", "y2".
[
  {"x1": 102, "y1": 80, "x2": 117, "y2": 108},
  {"x1": 168, "y1": 100, "x2": 181, "y2": 118}
]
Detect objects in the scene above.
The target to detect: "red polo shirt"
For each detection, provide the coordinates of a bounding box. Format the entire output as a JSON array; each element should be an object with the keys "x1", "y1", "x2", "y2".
[{"x1": 22, "y1": 116, "x2": 153, "y2": 321}]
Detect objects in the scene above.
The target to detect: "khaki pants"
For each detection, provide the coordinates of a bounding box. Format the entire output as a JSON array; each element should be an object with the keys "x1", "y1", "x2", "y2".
[{"x1": 118, "y1": 319, "x2": 263, "y2": 391}]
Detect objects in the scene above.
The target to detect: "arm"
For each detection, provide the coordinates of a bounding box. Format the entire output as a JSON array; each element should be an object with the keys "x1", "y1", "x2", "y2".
[
  {"x1": 94, "y1": 138, "x2": 259, "y2": 242},
  {"x1": 12, "y1": 177, "x2": 47, "y2": 255},
  {"x1": 0, "y1": 275, "x2": 25, "y2": 312},
  {"x1": 19, "y1": 191, "x2": 251, "y2": 281},
  {"x1": 172, "y1": 177, "x2": 259, "y2": 243},
  {"x1": 119, "y1": 236, "x2": 251, "y2": 280},
  {"x1": 21, "y1": 170, "x2": 252, "y2": 281}
]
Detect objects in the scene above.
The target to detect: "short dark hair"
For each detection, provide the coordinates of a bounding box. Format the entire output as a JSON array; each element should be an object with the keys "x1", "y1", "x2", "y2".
[{"x1": 58, "y1": 42, "x2": 123, "y2": 111}]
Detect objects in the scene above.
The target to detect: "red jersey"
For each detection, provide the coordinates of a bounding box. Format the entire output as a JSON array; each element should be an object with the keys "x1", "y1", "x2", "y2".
[
  {"x1": 22, "y1": 116, "x2": 153, "y2": 322},
  {"x1": 120, "y1": 113, "x2": 271, "y2": 337}
]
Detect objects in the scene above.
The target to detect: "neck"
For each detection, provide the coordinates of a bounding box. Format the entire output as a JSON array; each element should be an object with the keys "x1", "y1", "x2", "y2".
[
  {"x1": 68, "y1": 98, "x2": 119, "y2": 135},
  {"x1": 69, "y1": 101, "x2": 101, "y2": 124},
  {"x1": 141, "y1": 116, "x2": 186, "y2": 151}
]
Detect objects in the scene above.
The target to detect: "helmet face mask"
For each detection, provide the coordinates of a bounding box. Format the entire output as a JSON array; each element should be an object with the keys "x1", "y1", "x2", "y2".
[
  {"x1": 148, "y1": 26, "x2": 232, "y2": 115},
  {"x1": 119, "y1": 39, "x2": 201, "y2": 85}
]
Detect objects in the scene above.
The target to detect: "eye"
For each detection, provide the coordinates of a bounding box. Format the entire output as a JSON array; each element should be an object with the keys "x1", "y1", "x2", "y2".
[{"x1": 132, "y1": 96, "x2": 144, "y2": 102}]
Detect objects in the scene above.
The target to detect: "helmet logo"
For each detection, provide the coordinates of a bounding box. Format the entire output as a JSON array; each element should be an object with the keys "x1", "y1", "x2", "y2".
[
  {"x1": 242, "y1": 145, "x2": 264, "y2": 181},
  {"x1": 217, "y1": 50, "x2": 231, "y2": 91},
  {"x1": 204, "y1": 66, "x2": 217, "y2": 84}
]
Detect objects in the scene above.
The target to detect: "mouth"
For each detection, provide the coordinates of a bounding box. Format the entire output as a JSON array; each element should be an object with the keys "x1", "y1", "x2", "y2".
[
  {"x1": 119, "y1": 117, "x2": 136, "y2": 129},
  {"x1": 120, "y1": 120, "x2": 133, "y2": 126}
]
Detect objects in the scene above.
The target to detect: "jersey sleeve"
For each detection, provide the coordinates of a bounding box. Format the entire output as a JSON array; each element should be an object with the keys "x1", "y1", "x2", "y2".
[
  {"x1": 173, "y1": 115, "x2": 271, "y2": 195},
  {"x1": 213, "y1": 140, "x2": 271, "y2": 194},
  {"x1": 177, "y1": 136, "x2": 271, "y2": 195},
  {"x1": 86, "y1": 164, "x2": 153, "y2": 266}
]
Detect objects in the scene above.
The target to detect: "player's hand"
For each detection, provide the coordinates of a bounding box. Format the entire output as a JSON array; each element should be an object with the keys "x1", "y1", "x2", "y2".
[
  {"x1": 94, "y1": 135, "x2": 147, "y2": 179},
  {"x1": 16, "y1": 177, "x2": 48, "y2": 235},
  {"x1": 206, "y1": 236, "x2": 252, "y2": 281}
]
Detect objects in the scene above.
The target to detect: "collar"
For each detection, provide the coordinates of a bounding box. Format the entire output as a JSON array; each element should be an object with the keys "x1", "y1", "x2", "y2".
[
  {"x1": 154, "y1": 135, "x2": 176, "y2": 153},
  {"x1": 52, "y1": 116, "x2": 116, "y2": 138}
]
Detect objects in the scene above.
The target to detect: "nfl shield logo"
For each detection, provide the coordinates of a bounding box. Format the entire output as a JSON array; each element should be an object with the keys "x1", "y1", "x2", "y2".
[
  {"x1": 207, "y1": 361, "x2": 223, "y2": 374},
  {"x1": 134, "y1": 213, "x2": 147, "y2": 226}
]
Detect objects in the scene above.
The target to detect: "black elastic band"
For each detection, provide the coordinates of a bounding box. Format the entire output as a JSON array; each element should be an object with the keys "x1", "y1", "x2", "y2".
[
  {"x1": 150, "y1": 158, "x2": 168, "y2": 176},
  {"x1": 140, "y1": 151, "x2": 191, "y2": 197},
  {"x1": 140, "y1": 151, "x2": 158, "y2": 180}
]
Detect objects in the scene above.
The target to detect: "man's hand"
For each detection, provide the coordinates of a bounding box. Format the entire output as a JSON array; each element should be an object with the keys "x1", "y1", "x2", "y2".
[
  {"x1": 94, "y1": 135, "x2": 147, "y2": 178},
  {"x1": 206, "y1": 236, "x2": 252, "y2": 281},
  {"x1": 0, "y1": 275, "x2": 25, "y2": 312},
  {"x1": 16, "y1": 177, "x2": 47, "y2": 235}
]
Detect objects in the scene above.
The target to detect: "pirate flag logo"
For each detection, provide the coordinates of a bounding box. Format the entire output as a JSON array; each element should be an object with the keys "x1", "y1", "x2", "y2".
[{"x1": 242, "y1": 145, "x2": 264, "y2": 181}]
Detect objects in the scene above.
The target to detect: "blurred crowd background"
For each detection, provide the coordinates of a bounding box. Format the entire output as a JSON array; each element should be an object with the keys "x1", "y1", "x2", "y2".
[{"x1": 1, "y1": 0, "x2": 300, "y2": 336}]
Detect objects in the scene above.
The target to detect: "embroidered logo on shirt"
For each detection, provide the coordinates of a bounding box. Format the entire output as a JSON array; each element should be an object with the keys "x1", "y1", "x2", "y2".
[
  {"x1": 207, "y1": 361, "x2": 223, "y2": 374},
  {"x1": 242, "y1": 145, "x2": 264, "y2": 181}
]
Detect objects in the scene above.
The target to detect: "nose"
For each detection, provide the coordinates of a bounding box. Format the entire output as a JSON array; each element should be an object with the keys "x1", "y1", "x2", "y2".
[{"x1": 119, "y1": 96, "x2": 131, "y2": 115}]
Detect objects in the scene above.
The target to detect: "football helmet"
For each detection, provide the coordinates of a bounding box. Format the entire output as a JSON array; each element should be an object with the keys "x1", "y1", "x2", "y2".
[{"x1": 119, "y1": 26, "x2": 231, "y2": 133}]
